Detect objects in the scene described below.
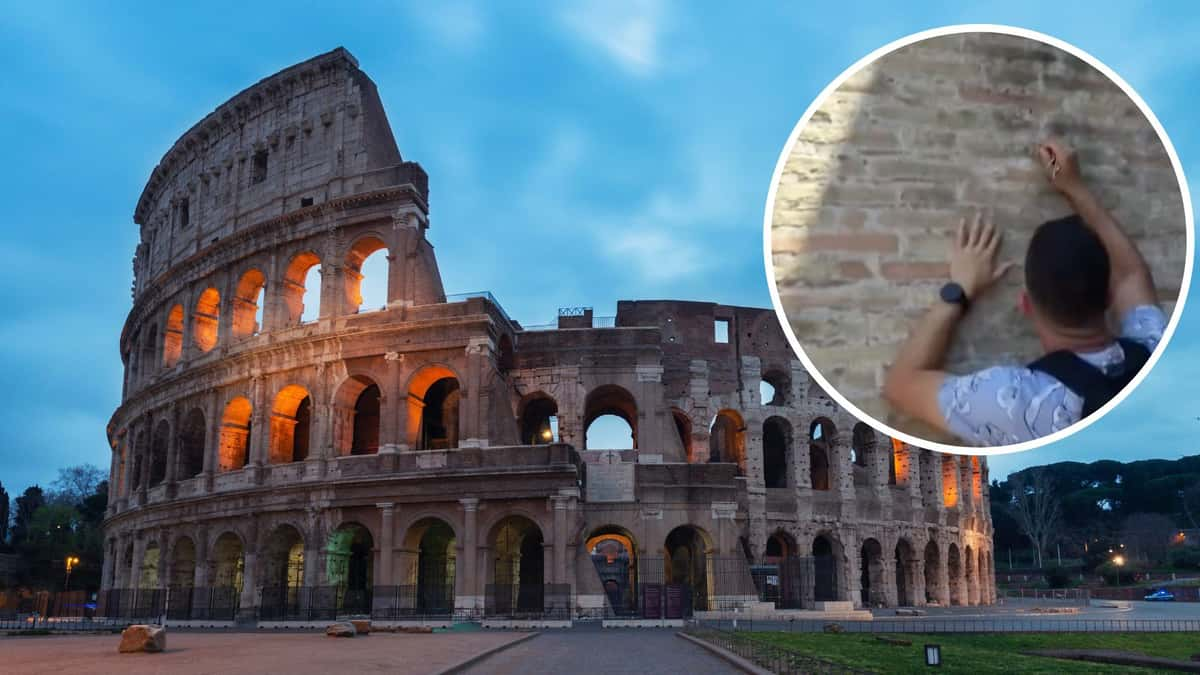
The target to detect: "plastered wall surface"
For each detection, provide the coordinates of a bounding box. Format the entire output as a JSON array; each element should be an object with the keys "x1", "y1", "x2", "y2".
[{"x1": 769, "y1": 32, "x2": 1186, "y2": 439}]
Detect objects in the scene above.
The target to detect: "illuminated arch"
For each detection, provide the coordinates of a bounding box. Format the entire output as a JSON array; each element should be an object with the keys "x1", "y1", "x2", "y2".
[
  {"x1": 162, "y1": 304, "x2": 184, "y2": 367},
  {"x1": 193, "y1": 287, "x2": 220, "y2": 352},
  {"x1": 218, "y1": 396, "x2": 252, "y2": 471},
  {"x1": 232, "y1": 268, "x2": 266, "y2": 338},
  {"x1": 406, "y1": 365, "x2": 461, "y2": 450},
  {"x1": 282, "y1": 251, "x2": 321, "y2": 325},
  {"x1": 269, "y1": 384, "x2": 312, "y2": 463},
  {"x1": 344, "y1": 235, "x2": 389, "y2": 314}
]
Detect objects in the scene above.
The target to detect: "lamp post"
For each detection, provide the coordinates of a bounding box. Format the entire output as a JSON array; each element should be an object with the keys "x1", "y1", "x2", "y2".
[
  {"x1": 1113, "y1": 555, "x2": 1125, "y2": 588},
  {"x1": 65, "y1": 556, "x2": 80, "y2": 591}
]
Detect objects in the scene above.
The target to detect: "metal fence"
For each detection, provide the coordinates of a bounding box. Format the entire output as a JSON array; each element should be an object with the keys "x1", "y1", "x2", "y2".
[
  {"x1": 1000, "y1": 587, "x2": 1091, "y2": 605},
  {"x1": 694, "y1": 616, "x2": 1200, "y2": 634},
  {"x1": 483, "y1": 583, "x2": 573, "y2": 619},
  {"x1": 684, "y1": 625, "x2": 870, "y2": 674},
  {"x1": 258, "y1": 586, "x2": 370, "y2": 621},
  {"x1": 100, "y1": 587, "x2": 239, "y2": 622},
  {"x1": 371, "y1": 584, "x2": 456, "y2": 620}
]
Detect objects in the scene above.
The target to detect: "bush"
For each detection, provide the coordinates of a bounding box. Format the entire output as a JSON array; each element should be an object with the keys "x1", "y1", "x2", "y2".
[
  {"x1": 1097, "y1": 560, "x2": 1144, "y2": 586},
  {"x1": 1168, "y1": 547, "x2": 1200, "y2": 570},
  {"x1": 1043, "y1": 566, "x2": 1074, "y2": 588}
]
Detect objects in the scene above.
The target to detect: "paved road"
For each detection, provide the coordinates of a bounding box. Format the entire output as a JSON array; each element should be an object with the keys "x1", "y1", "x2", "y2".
[{"x1": 461, "y1": 628, "x2": 737, "y2": 675}]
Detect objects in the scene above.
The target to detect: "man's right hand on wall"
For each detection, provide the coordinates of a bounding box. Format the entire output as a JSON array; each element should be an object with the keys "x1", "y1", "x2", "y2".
[{"x1": 1036, "y1": 138, "x2": 1085, "y2": 196}]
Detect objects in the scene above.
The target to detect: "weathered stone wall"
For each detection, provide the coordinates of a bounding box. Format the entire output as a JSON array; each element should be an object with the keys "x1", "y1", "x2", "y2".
[{"x1": 770, "y1": 32, "x2": 1186, "y2": 434}]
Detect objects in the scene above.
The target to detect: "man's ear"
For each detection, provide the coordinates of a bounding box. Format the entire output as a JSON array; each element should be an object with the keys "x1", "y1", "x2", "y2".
[{"x1": 1018, "y1": 288, "x2": 1033, "y2": 317}]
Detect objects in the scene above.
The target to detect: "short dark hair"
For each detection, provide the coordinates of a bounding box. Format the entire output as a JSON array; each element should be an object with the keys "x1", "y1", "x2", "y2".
[{"x1": 1024, "y1": 214, "x2": 1110, "y2": 328}]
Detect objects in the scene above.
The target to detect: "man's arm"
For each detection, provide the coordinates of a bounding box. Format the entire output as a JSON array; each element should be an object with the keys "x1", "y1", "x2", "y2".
[
  {"x1": 1037, "y1": 139, "x2": 1157, "y2": 317},
  {"x1": 882, "y1": 214, "x2": 1014, "y2": 433}
]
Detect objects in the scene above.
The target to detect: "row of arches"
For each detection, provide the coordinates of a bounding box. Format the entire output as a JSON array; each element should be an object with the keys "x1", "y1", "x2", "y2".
[{"x1": 128, "y1": 237, "x2": 392, "y2": 388}]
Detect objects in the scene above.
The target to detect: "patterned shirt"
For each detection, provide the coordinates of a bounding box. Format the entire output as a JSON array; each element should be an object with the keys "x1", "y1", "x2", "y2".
[{"x1": 937, "y1": 305, "x2": 1166, "y2": 446}]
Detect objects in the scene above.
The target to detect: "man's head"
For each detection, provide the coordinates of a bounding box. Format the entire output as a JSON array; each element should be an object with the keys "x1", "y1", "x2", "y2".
[{"x1": 1021, "y1": 214, "x2": 1110, "y2": 330}]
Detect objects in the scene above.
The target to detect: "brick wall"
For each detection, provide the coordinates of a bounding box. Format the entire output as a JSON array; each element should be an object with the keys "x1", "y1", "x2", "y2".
[{"x1": 770, "y1": 32, "x2": 1186, "y2": 437}]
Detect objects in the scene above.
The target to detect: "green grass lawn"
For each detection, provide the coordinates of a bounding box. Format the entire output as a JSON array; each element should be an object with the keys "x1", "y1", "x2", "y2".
[{"x1": 746, "y1": 631, "x2": 1200, "y2": 674}]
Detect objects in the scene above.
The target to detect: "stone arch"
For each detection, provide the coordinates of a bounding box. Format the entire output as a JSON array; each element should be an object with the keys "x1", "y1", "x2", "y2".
[
  {"x1": 851, "y1": 422, "x2": 874, "y2": 469},
  {"x1": 130, "y1": 427, "x2": 148, "y2": 491},
  {"x1": 670, "y1": 407, "x2": 693, "y2": 461},
  {"x1": 178, "y1": 407, "x2": 206, "y2": 478},
  {"x1": 402, "y1": 517, "x2": 457, "y2": 614},
  {"x1": 170, "y1": 535, "x2": 197, "y2": 588},
  {"x1": 859, "y1": 537, "x2": 885, "y2": 607},
  {"x1": 211, "y1": 531, "x2": 245, "y2": 592},
  {"x1": 334, "y1": 374, "x2": 381, "y2": 455},
  {"x1": 344, "y1": 234, "x2": 390, "y2": 314},
  {"x1": 760, "y1": 367, "x2": 790, "y2": 406},
  {"x1": 232, "y1": 267, "x2": 267, "y2": 338},
  {"x1": 149, "y1": 419, "x2": 170, "y2": 486},
  {"x1": 964, "y1": 544, "x2": 977, "y2": 606},
  {"x1": 270, "y1": 384, "x2": 312, "y2": 463},
  {"x1": 809, "y1": 418, "x2": 836, "y2": 491},
  {"x1": 193, "y1": 287, "x2": 220, "y2": 352},
  {"x1": 763, "y1": 530, "x2": 802, "y2": 609},
  {"x1": 762, "y1": 416, "x2": 791, "y2": 488},
  {"x1": 924, "y1": 540, "x2": 941, "y2": 605},
  {"x1": 942, "y1": 456, "x2": 959, "y2": 507},
  {"x1": 813, "y1": 532, "x2": 842, "y2": 602},
  {"x1": 282, "y1": 250, "x2": 322, "y2": 325},
  {"x1": 120, "y1": 541, "x2": 135, "y2": 588},
  {"x1": 326, "y1": 522, "x2": 375, "y2": 590},
  {"x1": 406, "y1": 364, "x2": 461, "y2": 451},
  {"x1": 497, "y1": 333, "x2": 515, "y2": 372},
  {"x1": 139, "y1": 541, "x2": 161, "y2": 589},
  {"x1": 895, "y1": 538, "x2": 917, "y2": 607},
  {"x1": 218, "y1": 396, "x2": 252, "y2": 472},
  {"x1": 708, "y1": 409, "x2": 745, "y2": 472},
  {"x1": 584, "y1": 384, "x2": 638, "y2": 450},
  {"x1": 518, "y1": 392, "x2": 558, "y2": 445},
  {"x1": 162, "y1": 304, "x2": 184, "y2": 367},
  {"x1": 664, "y1": 525, "x2": 714, "y2": 612},
  {"x1": 586, "y1": 525, "x2": 638, "y2": 615},
  {"x1": 489, "y1": 515, "x2": 546, "y2": 613},
  {"x1": 140, "y1": 323, "x2": 158, "y2": 378},
  {"x1": 262, "y1": 524, "x2": 306, "y2": 590},
  {"x1": 947, "y1": 543, "x2": 964, "y2": 606}
]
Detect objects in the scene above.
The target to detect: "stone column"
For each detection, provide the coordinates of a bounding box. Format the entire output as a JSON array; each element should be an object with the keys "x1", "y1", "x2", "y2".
[
  {"x1": 377, "y1": 503, "x2": 396, "y2": 586},
  {"x1": 100, "y1": 538, "x2": 115, "y2": 592},
  {"x1": 130, "y1": 534, "x2": 144, "y2": 590},
  {"x1": 910, "y1": 553, "x2": 926, "y2": 607},
  {"x1": 551, "y1": 496, "x2": 568, "y2": 585},
  {"x1": 247, "y1": 375, "x2": 268, "y2": 480},
  {"x1": 380, "y1": 353, "x2": 403, "y2": 458},
  {"x1": 303, "y1": 515, "x2": 324, "y2": 589},
  {"x1": 194, "y1": 528, "x2": 210, "y2": 589},
  {"x1": 461, "y1": 337, "x2": 490, "y2": 447},
  {"x1": 239, "y1": 521, "x2": 259, "y2": 620},
  {"x1": 165, "y1": 405, "x2": 180, "y2": 491},
  {"x1": 457, "y1": 498, "x2": 480, "y2": 613}
]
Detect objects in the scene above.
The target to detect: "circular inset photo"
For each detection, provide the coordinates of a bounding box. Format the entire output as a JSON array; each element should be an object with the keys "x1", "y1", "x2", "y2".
[{"x1": 765, "y1": 25, "x2": 1192, "y2": 454}]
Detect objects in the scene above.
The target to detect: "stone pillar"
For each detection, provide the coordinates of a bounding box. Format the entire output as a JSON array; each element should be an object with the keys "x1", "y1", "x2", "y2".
[
  {"x1": 165, "y1": 405, "x2": 180, "y2": 488},
  {"x1": 239, "y1": 521, "x2": 259, "y2": 619},
  {"x1": 194, "y1": 528, "x2": 210, "y2": 589},
  {"x1": 247, "y1": 375, "x2": 268, "y2": 478},
  {"x1": 377, "y1": 503, "x2": 396, "y2": 586},
  {"x1": 461, "y1": 336, "x2": 490, "y2": 447},
  {"x1": 100, "y1": 538, "x2": 115, "y2": 592},
  {"x1": 380, "y1": 353, "x2": 403, "y2": 457},
  {"x1": 130, "y1": 534, "x2": 144, "y2": 590},
  {"x1": 457, "y1": 498, "x2": 480, "y2": 613},
  {"x1": 551, "y1": 496, "x2": 568, "y2": 585},
  {"x1": 303, "y1": 516, "x2": 324, "y2": 589},
  {"x1": 910, "y1": 553, "x2": 926, "y2": 607}
]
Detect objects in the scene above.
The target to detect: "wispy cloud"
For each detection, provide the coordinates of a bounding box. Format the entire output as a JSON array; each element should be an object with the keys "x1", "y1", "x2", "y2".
[
  {"x1": 558, "y1": 0, "x2": 668, "y2": 77},
  {"x1": 413, "y1": 1, "x2": 486, "y2": 52}
]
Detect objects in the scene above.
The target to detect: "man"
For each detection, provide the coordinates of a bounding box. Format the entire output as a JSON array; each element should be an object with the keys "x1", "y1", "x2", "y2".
[{"x1": 882, "y1": 139, "x2": 1165, "y2": 446}]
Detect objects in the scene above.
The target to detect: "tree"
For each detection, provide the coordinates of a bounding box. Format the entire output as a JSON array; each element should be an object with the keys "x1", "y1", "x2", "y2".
[
  {"x1": 49, "y1": 464, "x2": 105, "y2": 506},
  {"x1": 1010, "y1": 469, "x2": 1061, "y2": 569},
  {"x1": 0, "y1": 481, "x2": 9, "y2": 547},
  {"x1": 11, "y1": 486, "x2": 45, "y2": 547},
  {"x1": 1119, "y1": 512, "x2": 1176, "y2": 564}
]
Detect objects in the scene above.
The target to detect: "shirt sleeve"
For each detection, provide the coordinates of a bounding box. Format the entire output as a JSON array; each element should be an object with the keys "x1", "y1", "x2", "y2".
[
  {"x1": 1118, "y1": 305, "x2": 1167, "y2": 352},
  {"x1": 937, "y1": 365, "x2": 1050, "y2": 447}
]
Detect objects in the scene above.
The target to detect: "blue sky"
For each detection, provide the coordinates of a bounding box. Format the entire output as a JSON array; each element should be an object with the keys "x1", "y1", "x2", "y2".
[{"x1": 1, "y1": 2, "x2": 1198, "y2": 493}]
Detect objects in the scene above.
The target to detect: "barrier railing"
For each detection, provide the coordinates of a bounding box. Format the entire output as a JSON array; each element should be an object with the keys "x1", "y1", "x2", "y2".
[{"x1": 483, "y1": 583, "x2": 573, "y2": 620}]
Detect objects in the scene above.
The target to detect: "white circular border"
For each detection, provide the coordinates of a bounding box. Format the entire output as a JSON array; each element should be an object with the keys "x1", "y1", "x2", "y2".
[{"x1": 763, "y1": 23, "x2": 1195, "y2": 457}]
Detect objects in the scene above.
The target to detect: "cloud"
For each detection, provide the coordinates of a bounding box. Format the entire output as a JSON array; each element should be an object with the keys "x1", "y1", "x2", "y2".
[
  {"x1": 414, "y1": 1, "x2": 486, "y2": 51},
  {"x1": 559, "y1": 0, "x2": 668, "y2": 77},
  {"x1": 601, "y1": 227, "x2": 704, "y2": 282}
]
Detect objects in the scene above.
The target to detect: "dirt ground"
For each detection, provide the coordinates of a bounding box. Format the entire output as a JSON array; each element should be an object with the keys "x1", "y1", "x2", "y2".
[{"x1": 1, "y1": 630, "x2": 532, "y2": 674}]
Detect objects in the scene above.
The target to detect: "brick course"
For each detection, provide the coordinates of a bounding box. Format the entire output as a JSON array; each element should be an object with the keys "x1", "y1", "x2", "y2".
[{"x1": 770, "y1": 32, "x2": 1187, "y2": 437}]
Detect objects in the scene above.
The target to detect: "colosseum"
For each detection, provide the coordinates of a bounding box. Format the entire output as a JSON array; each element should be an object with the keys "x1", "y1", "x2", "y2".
[{"x1": 100, "y1": 48, "x2": 995, "y2": 625}]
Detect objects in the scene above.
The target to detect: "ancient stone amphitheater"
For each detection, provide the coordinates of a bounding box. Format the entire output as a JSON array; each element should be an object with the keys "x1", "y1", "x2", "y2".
[{"x1": 101, "y1": 48, "x2": 994, "y2": 624}]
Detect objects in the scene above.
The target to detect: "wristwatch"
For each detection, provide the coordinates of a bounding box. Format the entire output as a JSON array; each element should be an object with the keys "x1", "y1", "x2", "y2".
[{"x1": 939, "y1": 282, "x2": 970, "y2": 312}]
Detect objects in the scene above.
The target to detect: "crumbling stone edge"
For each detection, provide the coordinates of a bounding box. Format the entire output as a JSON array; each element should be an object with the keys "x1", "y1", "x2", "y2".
[
  {"x1": 432, "y1": 631, "x2": 541, "y2": 675},
  {"x1": 675, "y1": 632, "x2": 773, "y2": 675}
]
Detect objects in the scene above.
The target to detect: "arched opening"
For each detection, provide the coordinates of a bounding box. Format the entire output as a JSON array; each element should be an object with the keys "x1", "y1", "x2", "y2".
[
  {"x1": 947, "y1": 543, "x2": 964, "y2": 606},
  {"x1": 149, "y1": 420, "x2": 169, "y2": 486},
  {"x1": 664, "y1": 525, "x2": 712, "y2": 612},
  {"x1": 171, "y1": 537, "x2": 196, "y2": 588},
  {"x1": 283, "y1": 251, "x2": 321, "y2": 325},
  {"x1": 269, "y1": 385, "x2": 311, "y2": 464},
  {"x1": 763, "y1": 416, "x2": 791, "y2": 489},
  {"x1": 263, "y1": 525, "x2": 305, "y2": 590},
  {"x1": 895, "y1": 539, "x2": 916, "y2": 606},
  {"x1": 497, "y1": 334, "x2": 515, "y2": 372},
  {"x1": 586, "y1": 526, "x2": 637, "y2": 616},
  {"x1": 404, "y1": 518, "x2": 457, "y2": 615},
  {"x1": 762, "y1": 531, "x2": 802, "y2": 609},
  {"x1": 970, "y1": 456, "x2": 983, "y2": 501},
  {"x1": 193, "y1": 287, "x2": 220, "y2": 353},
  {"x1": 490, "y1": 516, "x2": 545, "y2": 615},
  {"x1": 178, "y1": 407, "x2": 206, "y2": 478},
  {"x1": 942, "y1": 456, "x2": 959, "y2": 508},
  {"x1": 852, "y1": 422, "x2": 873, "y2": 469},
  {"x1": 139, "y1": 542, "x2": 161, "y2": 589},
  {"x1": 130, "y1": 429, "x2": 147, "y2": 491},
  {"x1": 888, "y1": 438, "x2": 899, "y2": 485},
  {"x1": 519, "y1": 394, "x2": 558, "y2": 445},
  {"x1": 232, "y1": 268, "x2": 266, "y2": 338},
  {"x1": 140, "y1": 325, "x2": 158, "y2": 378},
  {"x1": 406, "y1": 366, "x2": 461, "y2": 451},
  {"x1": 671, "y1": 408, "x2": 693, "y2": 461},
  {"x1": 584, "y1": 385, "x2": 638, "y2": 450},
  {"x1": 759, "y1": 380, "x2": 776, "y2": 406},
  {"x1": 218, "y1": 397, "x2": 252, "y2": 472},
  {"x1": 813, "y1": 534, "x2": 839, "y2": 602},
  {"x1": 708, "y1": 410, "x2": 745, "y2": 473},
  {"x1": 344, "y1": 236, "x2": 389, "y2": 314},
  {"x1": 860, "y1": 538, "x2": 885, "y2": 607},
  {"x1": 809, "y1": 419, "x2": 835, "y2": 491},
  {"x1": 121, "y1": 543, "x2": 135, "y2": 588},
  {"x1": 964, "y1": 544, "x2": 976, "y2": 606},
  {"x1": 334, "y1": 376, "x2": 382, "y2": 455},
  {"x1": 923, "y1": 541, "x2": 941, "y2": 605},
  {"x1": 760, "y1": 369, "x2": 789, "y2": 406},
  {"x1": 326, "y1": 523, "x2": 374, "y2": 614},
  {"x1": 162, "y1": 304, "x2": 184, "y2": 368},
  {"x1": 212, "y1": 532, "x2": 245, "y2": 593}
]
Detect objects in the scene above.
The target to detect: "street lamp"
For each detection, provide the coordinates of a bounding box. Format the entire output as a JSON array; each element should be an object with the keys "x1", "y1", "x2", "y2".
[
  {"x1": 1113, "y1": 555, "x2": 1125, "y2": 588},
  {"x1": 65, "y1": 556, "x2": 80, "y2": 591}
]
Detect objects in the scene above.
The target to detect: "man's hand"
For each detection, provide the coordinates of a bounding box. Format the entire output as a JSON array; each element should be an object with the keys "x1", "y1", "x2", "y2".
[
  {"x1": 949, "y1": 212, "x2": 1015, "y2": 300},
  {"x1": 1037, "y1": 138, "x2": 1085, "y2": 196}
]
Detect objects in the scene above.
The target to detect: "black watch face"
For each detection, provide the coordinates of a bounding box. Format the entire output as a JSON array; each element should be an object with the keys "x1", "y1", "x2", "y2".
[{"x1": 940, "y1": 282, "x2": 965, "y2": 305}]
